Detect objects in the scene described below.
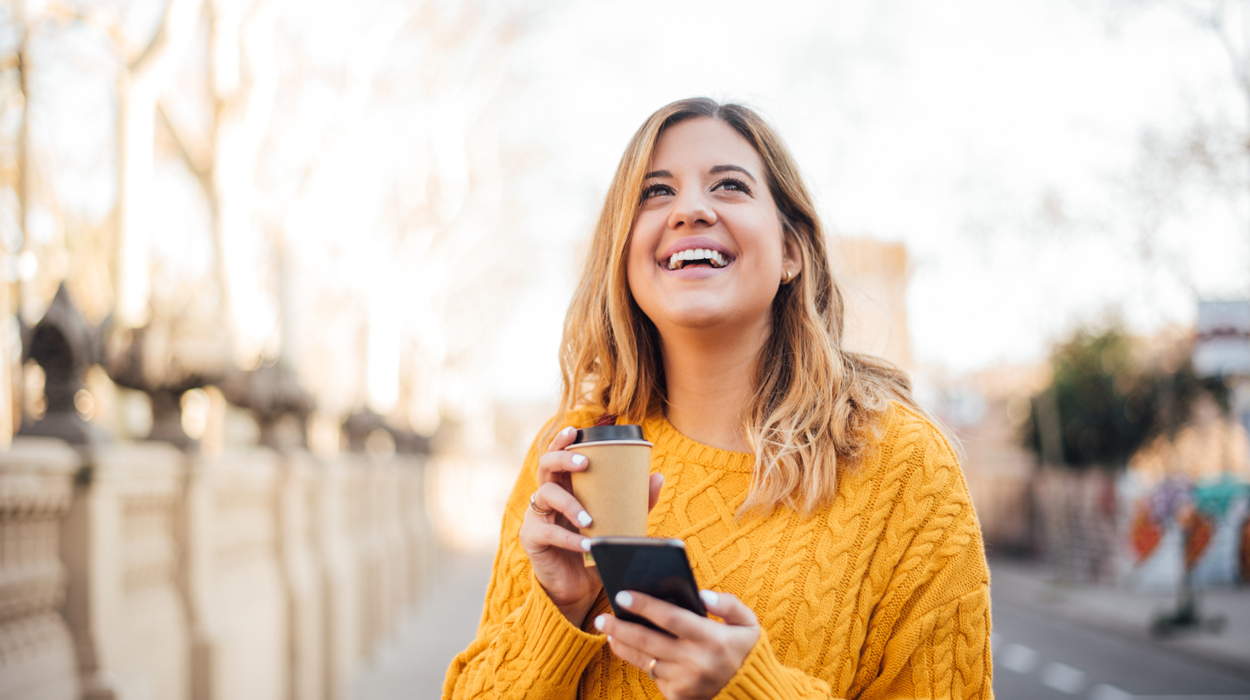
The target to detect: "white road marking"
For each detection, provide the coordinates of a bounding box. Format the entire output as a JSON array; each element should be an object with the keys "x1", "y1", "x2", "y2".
[
  {"x1": 1085, "y1": 687, "x2": 1250, "y2": 699},
  {"x1": 1001, "y1": 643, "x2": 1040, "y2": 674},
  {"x1": 1089, "y1": 685, "x2": 1133, "y2": 700},
  {"x1": 1041, "y1": 662, "x2": 1087, "y2": 694},
  {"x1": 993, "y1": 637, "x2": 1250, "y2": 700}
]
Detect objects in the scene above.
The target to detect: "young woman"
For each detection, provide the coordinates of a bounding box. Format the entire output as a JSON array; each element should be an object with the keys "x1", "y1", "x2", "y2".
[{"x1": 444, "y1": 98, "x2": 993, "y2": 700}]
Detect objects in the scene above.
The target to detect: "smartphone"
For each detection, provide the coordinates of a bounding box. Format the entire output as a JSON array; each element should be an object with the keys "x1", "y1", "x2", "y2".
[{"x1": 589, "y1": 537, "x2": 706, "y2": 636}]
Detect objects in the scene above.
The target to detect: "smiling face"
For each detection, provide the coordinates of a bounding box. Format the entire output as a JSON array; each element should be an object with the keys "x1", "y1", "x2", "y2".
[{"x1": 626, "y1": 117, "x2": 801, "y2": 337}]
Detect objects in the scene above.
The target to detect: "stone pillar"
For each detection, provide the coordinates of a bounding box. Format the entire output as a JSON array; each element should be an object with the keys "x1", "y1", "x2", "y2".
[
  {"x1": 181, "y1": 448, "x2": 287, "y2": 700},
  {"x1": 400, "y1": 455, "x2": 436, "y2": 610},
  {"x1": 313, "y1": 457, "x2": 359, "y2": 700},
  {"x1": 276, "y1": 450, "x2": 323, "y2": 700},
  {"x1": 379, "y1": 460, "x2": 406, "y2": 641},
  {"x1": 60, "y1": 441, "x2": 189, "y2": 700},
  {"x1": 0, "y1": 438, "x2": 80, "y2": 700}
]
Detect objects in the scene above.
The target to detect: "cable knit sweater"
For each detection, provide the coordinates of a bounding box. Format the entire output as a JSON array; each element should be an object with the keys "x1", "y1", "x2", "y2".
[{"x1": 444, "y1": 402, "x2": 994, "y2": 699}]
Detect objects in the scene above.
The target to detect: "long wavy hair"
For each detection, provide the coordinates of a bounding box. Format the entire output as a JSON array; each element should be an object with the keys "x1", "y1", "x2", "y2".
[{"x1": 551, "y1": 97, "x2": 926, "y2": 516}]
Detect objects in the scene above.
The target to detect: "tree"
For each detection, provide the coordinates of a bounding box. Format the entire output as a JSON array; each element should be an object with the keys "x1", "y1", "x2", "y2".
[{"x1": 1023, "y1": 326, "x2": 1216, "y2": 468}]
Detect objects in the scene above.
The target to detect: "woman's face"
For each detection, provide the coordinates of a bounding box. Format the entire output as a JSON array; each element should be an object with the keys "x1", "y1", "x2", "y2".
[{"x1": 626, "y1": 117, "x2": 800, "y2": 336}]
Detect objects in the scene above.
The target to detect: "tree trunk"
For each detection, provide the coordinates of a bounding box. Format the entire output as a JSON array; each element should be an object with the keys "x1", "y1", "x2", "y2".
[{"x1": 114, "y1": 0, "x2": 204, "y2": 330}]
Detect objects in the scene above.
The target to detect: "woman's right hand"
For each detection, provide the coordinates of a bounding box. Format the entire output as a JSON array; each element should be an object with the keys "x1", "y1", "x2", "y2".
[{"x1": 520, "y1": 426, "x2": 664, "y2": 628}]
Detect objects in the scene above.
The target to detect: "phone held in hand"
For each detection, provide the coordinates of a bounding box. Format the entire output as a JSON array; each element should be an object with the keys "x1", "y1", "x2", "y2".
[{"x1": 588, "y1": 537, "x2": 706, "y2": 636}]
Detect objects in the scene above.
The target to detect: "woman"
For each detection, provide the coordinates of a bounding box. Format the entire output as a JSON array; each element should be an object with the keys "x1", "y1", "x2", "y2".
[{"x1": 444, "y1": 98, "x2": 993, "y2": 700}]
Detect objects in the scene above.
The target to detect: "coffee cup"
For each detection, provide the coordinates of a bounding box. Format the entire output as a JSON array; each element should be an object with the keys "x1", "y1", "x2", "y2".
[{"x1": 567, "y1": 424, "x2": 653, "y2": 566}]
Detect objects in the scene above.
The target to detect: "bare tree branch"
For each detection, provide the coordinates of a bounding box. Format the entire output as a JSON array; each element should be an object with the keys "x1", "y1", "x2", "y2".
[
  {"x1": 129, "y1": 0, "x2": 204, "y2": 80},
  {"x1": 157, "y1": 100, "x2": 212, "y2": 189}
]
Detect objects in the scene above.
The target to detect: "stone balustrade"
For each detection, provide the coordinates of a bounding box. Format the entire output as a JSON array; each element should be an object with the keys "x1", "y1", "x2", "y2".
[
  {"x1": 0, "y1": 439, "x2": 79, "y2": 700},
  {"x1": 0, "y1": 438, "x2": 437, "y2": 700}
]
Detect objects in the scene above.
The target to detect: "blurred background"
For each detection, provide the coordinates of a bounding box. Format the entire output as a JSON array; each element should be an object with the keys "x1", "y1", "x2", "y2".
[{"x1": 2, "y1": 0, "x2": 1250, "y2": 698}]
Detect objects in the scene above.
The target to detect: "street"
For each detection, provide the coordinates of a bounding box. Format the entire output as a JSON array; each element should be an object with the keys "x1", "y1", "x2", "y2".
[
  {"x1": 354, "y1": 554, "x2": 1250, "y2": 699},
  {"x1": 992, "y1": 598, "x2": 1250, "y2": 699}
]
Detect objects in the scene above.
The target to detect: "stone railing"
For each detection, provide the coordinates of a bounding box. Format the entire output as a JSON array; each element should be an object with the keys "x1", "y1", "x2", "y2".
[
  {"x1": 0, "y1": 438, "x2": 436, "y2": 700},
  {"x1": 0, "y1": 439, "x2": 79, "y2": 700}
]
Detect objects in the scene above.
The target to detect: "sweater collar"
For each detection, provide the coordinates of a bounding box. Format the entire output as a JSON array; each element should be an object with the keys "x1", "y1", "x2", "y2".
[{"x1": 641, "y1": 411, "x2": 756, "y2": 473}]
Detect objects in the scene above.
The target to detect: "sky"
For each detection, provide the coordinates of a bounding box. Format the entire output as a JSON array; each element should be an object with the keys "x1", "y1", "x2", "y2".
[
  {"x1": 486, "y1": 0, "x2": 1248, "y2": 401},
  {"x1": 16, "y1": 0, "x2": 1242, "y2": 421}
]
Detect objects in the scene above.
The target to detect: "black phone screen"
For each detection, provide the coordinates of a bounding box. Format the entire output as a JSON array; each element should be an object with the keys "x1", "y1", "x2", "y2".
[{"x1": 589, "y1": 537, "x2": 706, "y2": 636}]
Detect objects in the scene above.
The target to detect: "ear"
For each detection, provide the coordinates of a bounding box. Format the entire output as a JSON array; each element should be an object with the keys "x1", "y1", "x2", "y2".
[{"x1": 781, "y1": 227, "x2": 804, "y2": 275}]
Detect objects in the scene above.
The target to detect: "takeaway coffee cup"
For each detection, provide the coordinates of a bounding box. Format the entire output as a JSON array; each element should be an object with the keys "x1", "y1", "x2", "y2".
[{"x1": 567, "y1": 424, "x2": 653, "y2": 566}]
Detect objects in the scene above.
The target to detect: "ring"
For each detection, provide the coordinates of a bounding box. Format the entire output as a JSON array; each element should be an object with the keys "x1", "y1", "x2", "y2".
[
  {"x1": 529, "y1": 493, "x2": 554, "y2": 516},
  {"x1": 646, "y1": 657, "x2": 658, "y2": 680}
]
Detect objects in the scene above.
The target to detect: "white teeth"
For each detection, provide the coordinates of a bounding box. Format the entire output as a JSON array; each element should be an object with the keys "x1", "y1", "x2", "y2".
[{"x1": 665, "y1": 248, "x2": 731, "y2": 270}]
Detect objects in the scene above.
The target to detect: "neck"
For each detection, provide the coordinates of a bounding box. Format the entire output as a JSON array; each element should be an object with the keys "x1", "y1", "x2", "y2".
[{"x1": 658, "y1": 319, "x2": 769, "y2": 454}]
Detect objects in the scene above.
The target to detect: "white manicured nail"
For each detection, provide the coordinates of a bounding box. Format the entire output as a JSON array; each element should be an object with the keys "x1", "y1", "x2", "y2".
[
  {"x1": 561, "y1": 426, "x2": 575, "y2": 438},
  {"x1": 616, "y1": 591, "x2": 634, "y2": 608},
  {"x1": 581, "y1": 538, "x2": 592, "y2": 551},
  {"x1": 606, "y1": 635, "x2": 612, "y2": 643},
  {"x1": 594, "y1": 615, "x2": 606, "y2": 631},
  {"x1": 700, "y1": 590, "x2": 719, "y2": 607},
  {"x1": 577, "y1": 511, "x2": 592, "y2": 527},
  {"x1": 571, "y1": 454, "x2": 588, "y2": 467}
]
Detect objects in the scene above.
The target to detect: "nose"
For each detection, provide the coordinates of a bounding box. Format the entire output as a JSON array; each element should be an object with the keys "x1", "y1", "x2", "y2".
[{"x1": 666, "y1": 188, "x2": 717, "y2": 230}]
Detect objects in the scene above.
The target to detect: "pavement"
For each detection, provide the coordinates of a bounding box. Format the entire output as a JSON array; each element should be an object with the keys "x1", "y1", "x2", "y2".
[
  {"x1": 353, "y1": 550, "x2": 495, "y2": 700},
  {"x1": 352, "y1": 552, "x2": 1250, "y2": 700}
]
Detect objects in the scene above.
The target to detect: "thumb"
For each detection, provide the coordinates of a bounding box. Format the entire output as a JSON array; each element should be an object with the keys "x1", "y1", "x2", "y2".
[{"x1": 699, "y1": 590, "x2": 758, "y2": 628}]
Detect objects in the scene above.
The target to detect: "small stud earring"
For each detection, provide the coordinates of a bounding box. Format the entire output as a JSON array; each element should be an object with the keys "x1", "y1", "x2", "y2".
[{"x1": 783, "y1": 270, "x2": 793, "y2": 284}]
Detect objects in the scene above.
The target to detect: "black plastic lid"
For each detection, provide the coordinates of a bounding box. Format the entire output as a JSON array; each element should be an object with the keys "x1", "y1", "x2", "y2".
[{"x1": 573, "y1": 424, "x2": 645, "y2": 444}]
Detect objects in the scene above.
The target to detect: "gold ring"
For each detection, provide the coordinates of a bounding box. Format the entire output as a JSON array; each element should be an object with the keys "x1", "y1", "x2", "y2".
[
  {"x1": 529, "y1": 493, "x2": 554, "y2": 517},
  {"x1": 646, "y1": 657, "x2": 658, "y2": 680}
]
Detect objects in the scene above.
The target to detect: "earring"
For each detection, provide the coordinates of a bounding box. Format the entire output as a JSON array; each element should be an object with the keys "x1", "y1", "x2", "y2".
[{"x1": 783, "y1": 270, "x2": 793, "y2": 284}]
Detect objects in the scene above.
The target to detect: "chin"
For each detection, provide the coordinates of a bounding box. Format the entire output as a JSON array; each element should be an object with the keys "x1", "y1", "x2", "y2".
[{"x1": 651, "y1": 300, "x2": 743, "y2": 331}]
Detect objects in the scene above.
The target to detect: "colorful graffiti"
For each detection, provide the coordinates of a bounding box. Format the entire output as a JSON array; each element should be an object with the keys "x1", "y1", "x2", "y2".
[{"x1": 1121, "y1": 473, "x2": 1250, "y2": 589}]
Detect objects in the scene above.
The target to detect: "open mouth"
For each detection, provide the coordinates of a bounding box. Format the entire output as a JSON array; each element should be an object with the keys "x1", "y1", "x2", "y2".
[{"x1": 663, "y1": 248, "x2": 733, "y2": 271}]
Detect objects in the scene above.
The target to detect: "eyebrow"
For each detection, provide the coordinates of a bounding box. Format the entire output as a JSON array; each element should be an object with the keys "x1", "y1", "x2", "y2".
[
  {"x1": 710, "y1": 164, "x2": 757, "y2": 183},
  {"x1": 642, "y1": 165, "x2": 758, "y2": 183}
]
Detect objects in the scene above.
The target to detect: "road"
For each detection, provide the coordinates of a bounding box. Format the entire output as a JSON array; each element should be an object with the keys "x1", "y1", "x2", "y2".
[
  {"x1": 354, "y1": 553, "x2": 1250, "y2": 700},
  {"x1": 992, "y1": 597, "x2": 1250, "y2": 700}
]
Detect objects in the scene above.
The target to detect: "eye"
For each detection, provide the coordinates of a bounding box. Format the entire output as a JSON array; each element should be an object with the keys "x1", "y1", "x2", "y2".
[
  {"x1": 640, "y1": 183, "x2": 675, "y2": 201},
  {"x1": 712, "y1": 177, "x2": 752, "y2": 195}
]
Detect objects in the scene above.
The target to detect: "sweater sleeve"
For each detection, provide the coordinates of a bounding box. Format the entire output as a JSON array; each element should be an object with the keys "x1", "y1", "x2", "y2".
[
  {"x1": 714, "y1": 583, "x2": 991, "y2": 700},
  {"x1": 715, "y1": 410, "x2": 994, "y2": 700},
  {"x1": 442, "y1": 417, "x2": 607, "y2": 699}
]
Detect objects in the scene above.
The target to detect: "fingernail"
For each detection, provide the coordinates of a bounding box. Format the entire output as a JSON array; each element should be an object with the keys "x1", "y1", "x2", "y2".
[
  {"x1": 606, "y1": 635, "x2": 612, "y2": 643},
  {"x1": 594, "y1": 615, "x2": 606, "y2": 631},
  {"x1": 577, "y1": 511, "x2": 592, "y2": 527},
  {"x1": 615, "y1": 591, "x2": 634, "y2": 609},
  {"x1": 699, "y1": 590, "x2": 719, "y2": 607},
  {"x1": 581, "y1": 538, "x2": 592, "y2": 551},
  {"x1": 560, "y1": 426, "x2": 575, "y2": 438},
  {"x1": 571, "y1": 454, "x2": 588, "y2": 467}
]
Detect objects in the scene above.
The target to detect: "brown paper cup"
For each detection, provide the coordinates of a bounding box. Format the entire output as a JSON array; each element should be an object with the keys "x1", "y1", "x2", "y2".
[{"x1": 567, "y1": 440, "x2": 652, "y2": 565}]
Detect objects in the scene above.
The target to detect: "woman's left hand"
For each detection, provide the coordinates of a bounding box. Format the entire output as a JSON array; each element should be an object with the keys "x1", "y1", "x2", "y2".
[{"x1": 594, "y1": 589, "x2": 760, "y2": 700}]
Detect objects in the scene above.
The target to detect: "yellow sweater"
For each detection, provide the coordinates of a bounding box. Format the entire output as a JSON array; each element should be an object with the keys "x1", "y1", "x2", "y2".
[{"x1": 444, "y1": 403, "x2": 994, "y2": 699}]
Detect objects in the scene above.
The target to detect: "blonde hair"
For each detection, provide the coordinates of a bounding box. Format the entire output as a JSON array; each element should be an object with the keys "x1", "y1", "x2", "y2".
[{"x1": 553, "y1": 98, "x2": 925, "y2": 516}]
